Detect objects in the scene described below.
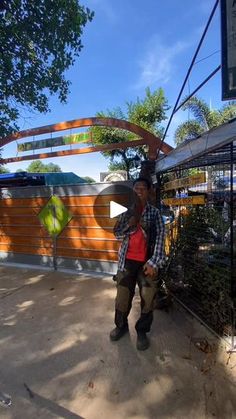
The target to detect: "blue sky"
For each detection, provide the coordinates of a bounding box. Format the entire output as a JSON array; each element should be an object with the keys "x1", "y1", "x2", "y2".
[{"x1": 3, "y1": 0, "x2": 223, "y2": 180}]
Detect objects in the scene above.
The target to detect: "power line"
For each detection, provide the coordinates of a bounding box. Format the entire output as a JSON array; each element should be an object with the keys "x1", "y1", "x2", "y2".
[
  {"x1": 159, "y1": 0, "x2": 220, "y2": 150},
  {"x1": 174, "y1": 65, "x2": 221, "y2": 114},
  {"x1": 194, "y1": 50, "x2": 220, "y2": 65}
]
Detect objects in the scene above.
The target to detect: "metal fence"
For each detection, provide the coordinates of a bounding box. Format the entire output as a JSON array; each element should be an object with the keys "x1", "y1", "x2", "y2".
[{"x1": 158, "y1": 140, "x2": 236, "y2": 351}]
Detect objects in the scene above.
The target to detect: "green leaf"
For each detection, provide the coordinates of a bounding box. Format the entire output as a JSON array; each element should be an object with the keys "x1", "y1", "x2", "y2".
[{"x1": 0, "y1": 0, "x2": 94, "y2": 138}]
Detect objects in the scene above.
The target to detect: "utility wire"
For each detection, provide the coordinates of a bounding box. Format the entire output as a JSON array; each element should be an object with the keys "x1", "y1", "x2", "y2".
[
  {"x1": 159, "y1": 0, "x2": 220, "y2": 151},
  {"x1": 174, "y1": 65, "x2": 221, "y2": 114},
  {"x1": 194, "y1": 50, "x2": 220, "y2": 65}
]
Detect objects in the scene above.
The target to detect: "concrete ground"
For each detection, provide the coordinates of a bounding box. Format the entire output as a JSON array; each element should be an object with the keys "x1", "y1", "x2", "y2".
[{"x1": 0, "y1": 266, "x2": 236, "y2": 419}]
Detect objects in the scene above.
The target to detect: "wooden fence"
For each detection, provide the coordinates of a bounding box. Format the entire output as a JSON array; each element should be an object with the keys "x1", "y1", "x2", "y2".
[{"x1": 0, "y1": 183, "x2": 131, "y2": 274}]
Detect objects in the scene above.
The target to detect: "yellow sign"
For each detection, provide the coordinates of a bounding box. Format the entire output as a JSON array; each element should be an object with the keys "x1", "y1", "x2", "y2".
[
  {"x1": 164, "y1": 173, "x2": 206, "y2": 191},
  {"x1": 38, "y1": 195, "x2": 72, "y2": 237},
  {"x1": 163, "y1": 195, "x2": 205, "y2": 206}
]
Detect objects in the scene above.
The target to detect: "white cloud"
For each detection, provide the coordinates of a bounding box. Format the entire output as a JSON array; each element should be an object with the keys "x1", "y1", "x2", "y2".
[{"x1": 135, "y1": 37, "x2": 190, "y2": 89}]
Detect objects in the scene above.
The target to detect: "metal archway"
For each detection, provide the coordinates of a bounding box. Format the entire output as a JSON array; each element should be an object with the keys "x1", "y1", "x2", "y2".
[{"x1": 0, "y1": 117, "x2": 173, "y2": 164}]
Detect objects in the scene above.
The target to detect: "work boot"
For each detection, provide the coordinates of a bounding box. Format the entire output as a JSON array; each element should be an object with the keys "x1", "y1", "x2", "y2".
[
  {"x1": 136, "y1": 332, "x2": 149, "y2": 351},
  {"x1": 110, "y1": 325, "x2": 128, "y2": 341}
]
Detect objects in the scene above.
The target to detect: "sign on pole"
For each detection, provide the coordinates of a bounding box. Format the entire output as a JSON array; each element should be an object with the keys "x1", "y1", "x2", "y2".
[
  {"x1": 163, "y1": 173, "x2": 206, "y2": 191},
  {"x1": 221, "y1": 0, "x2": 236, "y2": 100},
  {"x1": 163, "y1": 195, "x2": 206, "y2": 206}
]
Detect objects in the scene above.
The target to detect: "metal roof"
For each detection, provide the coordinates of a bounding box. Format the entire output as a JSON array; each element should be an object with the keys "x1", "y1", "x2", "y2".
[{"x1": 156, "y1": 118, "x2": 236, "y2": 173}]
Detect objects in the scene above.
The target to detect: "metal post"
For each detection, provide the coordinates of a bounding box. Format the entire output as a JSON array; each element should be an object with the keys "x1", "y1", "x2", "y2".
[
  {"x1": 52, "y1": 204, "x2": 57, "y2": 271},
  {"x1": 156, "y1": 174, "x2": 162, "y2": 209},
  {"x1": 161, "y1": 0, "x2": 219, "y2": 146},
  {"x1": 230, "y1": 142, "x2": 235, "y2": 351}
]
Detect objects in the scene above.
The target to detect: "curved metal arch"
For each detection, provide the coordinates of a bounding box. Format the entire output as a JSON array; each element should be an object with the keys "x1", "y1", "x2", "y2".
[{"x1": 0, "y1": 117, "x2": 173, "y2": 159}]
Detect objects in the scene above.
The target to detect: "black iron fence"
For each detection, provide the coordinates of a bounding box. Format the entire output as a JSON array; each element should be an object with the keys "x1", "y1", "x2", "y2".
[{"x1": 159, "y1": 141, "x2": 236, "y2": 351}]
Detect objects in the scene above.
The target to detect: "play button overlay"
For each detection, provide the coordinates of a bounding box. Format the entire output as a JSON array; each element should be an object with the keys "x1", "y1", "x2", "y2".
[
  {"x1": 110, "y1": 201, "x2": 127, "y2": 218},
  {"x1": 93, "y1": 183, "x2": 141, "y2": 232}
]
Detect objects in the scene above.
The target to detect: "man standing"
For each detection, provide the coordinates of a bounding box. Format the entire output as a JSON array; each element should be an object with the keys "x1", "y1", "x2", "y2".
[{"x1": 110, "y1": 177, "x2": 165, "y2": 350}]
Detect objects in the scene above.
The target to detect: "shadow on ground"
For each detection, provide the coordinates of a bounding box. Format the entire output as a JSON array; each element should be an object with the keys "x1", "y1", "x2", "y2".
[{"x1": 0, "y1": 265, "x2": 235, "y2": 419}]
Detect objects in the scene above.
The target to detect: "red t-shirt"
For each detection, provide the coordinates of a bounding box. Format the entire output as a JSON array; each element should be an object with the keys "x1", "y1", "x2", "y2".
[{"x1": 126, "y1": 224, "x2": 147, "y2": 262}]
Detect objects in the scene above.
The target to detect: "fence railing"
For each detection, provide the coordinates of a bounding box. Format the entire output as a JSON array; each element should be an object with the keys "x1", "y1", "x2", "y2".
[{"x1": 158, "y1": 143, "x2": 235, "y2": 351}]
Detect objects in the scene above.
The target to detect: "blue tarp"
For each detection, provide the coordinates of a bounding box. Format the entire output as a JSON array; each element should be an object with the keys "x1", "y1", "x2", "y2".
[
  {"x1": 0, "y1": 172, "x2": 87, "y2": 187},
  {"x1": 43, "y1": 172, "x2": 86, "y2": 185},
  {"x1": 0, "y1": 172, "x2": 30, "y2": 180}
]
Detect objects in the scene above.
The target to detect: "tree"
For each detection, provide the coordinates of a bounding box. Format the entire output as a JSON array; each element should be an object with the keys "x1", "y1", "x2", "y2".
[
  {"x1": 91, "y1": 88, "x2": 169, "y2": 179},
  {"x1": 0, "y1": 166, "x2": 10, "y2": 174},
  {"x1": 82, "y1": 176, "x2": 95, "y2": 183},
  {"x1": 26, "y1": 160, "x2": 62, "y2": 172},
  {"x1": 45, "y1": 163, "x2": 62, "y2": 173},
  {"x1": 0, "y1": 0, "x2": 94, "y2": 138},
  {"x1": 174, "y1": 96, "x2": 236, "y2": 146},
  {"x1": 26, "y1": 161, "x2": 45, "y2": 173},
  {"x1": 108, "y1": 161, "x2": 130, "y2": 172},
  {"x1": 174, "y1": 96, "x2": 236, "y2": 193}
]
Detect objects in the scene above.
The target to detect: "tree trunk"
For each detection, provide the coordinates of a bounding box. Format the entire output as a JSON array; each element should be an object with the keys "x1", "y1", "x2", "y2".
[
  {"x1": 139, "y1": 160, "x2": 157, "y2": 206},
  {"x1": 121, "y1": 152, "x2": 130, "y2": 180}
]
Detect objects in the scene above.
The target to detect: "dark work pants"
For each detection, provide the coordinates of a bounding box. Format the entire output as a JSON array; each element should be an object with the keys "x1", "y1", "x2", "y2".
[{"x1": 114, "y1": 259, "x2": 158, "y2": 334}]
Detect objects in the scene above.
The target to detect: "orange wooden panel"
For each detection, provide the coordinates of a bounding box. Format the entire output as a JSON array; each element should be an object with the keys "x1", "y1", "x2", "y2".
[
  {"x1": 68, "y1": 205, "x2": 109, "y2": 217},
  {"x1": 61, "y1": 194, "x2": 130, "y2": 207},
  {"x1": 0, "y1": 207, "x2": 40, "y2": 216},
  {"x1": 68, "y1": 217, "x2": 116, "y2": 228},
  {"x1": 0, "y1": 216, "x2": 41, "y2": 226},
  {"x1": 0, "y1": 225, "x2": 50, "y2": 237},
  {"x1": 0, "y1": 194, "x2": 128, "y2": 210},
  {"x1": 0, "y1": 235, "x2": 53, "y2": 247},
  {"x1": 0, "y1": 243, "x2": 53, "y2": 256},
  {"x1": 56, "y1": 247, "x2": 118, "y2": 261},
  {"x1": 60, "y1": 227, "x2": 115, "y2": 239},
  {"x1": 0, "y1": 197, "x2": 48, "y2": 208},
  {"x1": 56, "y1": 237, "x2": 119, "y2": 251},
  {"x1": 0, "y1": 225, "x2": 116, "y2": 240}
]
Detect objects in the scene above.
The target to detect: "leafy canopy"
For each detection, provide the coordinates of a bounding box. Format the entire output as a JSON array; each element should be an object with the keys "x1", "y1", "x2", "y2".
[
  {"x1": 91, "y1": 88, "x2": 169, "y2": 178},
  {"x1": 0, "y1": 0, "x2": 94, "y2": 138},
  {"x1": 174, "y1": 96, "x2": 236, "y2": 145},
  {"x1": 25, "y1": 160, "x2": 62, "y2": 173},
  {"x1": 0, "y1": 166, "x2": 10, "y2": 174},
  {"x1": 82, "y1": 176, "x2": 95, "y2": 183}
]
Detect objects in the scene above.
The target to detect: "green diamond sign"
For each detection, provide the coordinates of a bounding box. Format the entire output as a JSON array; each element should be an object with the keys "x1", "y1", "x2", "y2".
[{"x1": 38, "y1": 195, "x2": 72, "y2": 237}]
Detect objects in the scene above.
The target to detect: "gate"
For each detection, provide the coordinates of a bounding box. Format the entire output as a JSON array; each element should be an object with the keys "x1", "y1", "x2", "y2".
[
  {"x1": 0, "y1": 182, "x2": 130, "y2": 274},
  {"x1": 157, "y1": 136, "x2": 236, "y2": 351}
]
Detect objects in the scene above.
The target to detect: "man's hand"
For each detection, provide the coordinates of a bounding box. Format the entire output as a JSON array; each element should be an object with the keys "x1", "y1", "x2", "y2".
[{"x1": 143, "y1": 263, "x2": 158, "y2": 277}]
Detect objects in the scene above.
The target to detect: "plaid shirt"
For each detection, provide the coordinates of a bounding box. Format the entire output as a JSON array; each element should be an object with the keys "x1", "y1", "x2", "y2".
[{"x1": 114, "y1": 202, "x2": 165, "y2": 271}]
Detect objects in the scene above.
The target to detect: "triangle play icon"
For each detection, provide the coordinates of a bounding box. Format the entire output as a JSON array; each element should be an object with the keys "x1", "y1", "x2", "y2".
[{"x1": 110, "y1": 201, "x2": 127, "y2": 218}]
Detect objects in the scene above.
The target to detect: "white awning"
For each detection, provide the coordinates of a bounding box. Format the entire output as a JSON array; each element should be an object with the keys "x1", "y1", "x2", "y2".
[{"x1": 156, "y1": 118, "x2": 236, "y2": 173}]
